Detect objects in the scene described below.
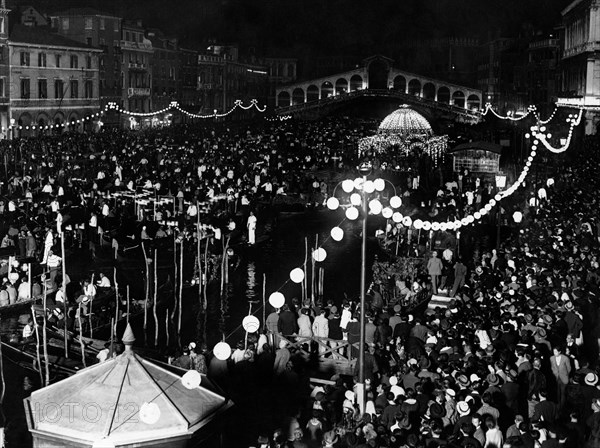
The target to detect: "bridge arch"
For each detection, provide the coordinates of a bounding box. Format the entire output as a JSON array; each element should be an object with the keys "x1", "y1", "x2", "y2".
[
  {"x1": 277, "y1": 91, "x2": 291, "y2": 107},
  {"x1": 422, "y1": 83, "x2": 436, "y2": 100},
  {"x1": 321, "y1": 81, "x2": 333, "y2": 98},
  {"x1": 452, "y1": 90, "x2": 465, "y2": 108},
  {"x1": 335, "y1": 78, "x2": 348, "y2": 95},
  {"x1": 350, "y1": 75, "x2": 363, "y2": 92},
  {"x1": 393, "y1": 75, "x2": 406, "y2": 93},
  {"x1": 437, "y1": 86, "x2": 450, "y2": 104},
  {"x1": 467, "y1": 94, "x2": 481, "y2": 111},
  {"x1": 408, "y1": 79, "x2": 421, "y2": 96},
  {"x1": 307, "y1": 85, "x2": 319, "y2": 102},
  {"x1": 292, "y1": 88, "x2": 305, "y2": 105}
]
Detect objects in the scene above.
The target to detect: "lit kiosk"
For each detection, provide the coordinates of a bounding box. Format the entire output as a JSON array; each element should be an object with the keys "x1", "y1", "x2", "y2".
[
  {"x1": 24, "y1": 324, "x2": 232, "y2": 448},
  {"x1": 449, "y1": 141, "x2": 502, "y2": 176}
]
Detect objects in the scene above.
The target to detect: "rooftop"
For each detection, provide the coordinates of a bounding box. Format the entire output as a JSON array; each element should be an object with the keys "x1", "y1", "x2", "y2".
[{"x1": 10, "y1": 24, "x2": 100, "y2": 50}]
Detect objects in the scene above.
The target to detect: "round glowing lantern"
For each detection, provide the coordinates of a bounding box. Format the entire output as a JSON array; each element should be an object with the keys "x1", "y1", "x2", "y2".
[
  {"x1": 312, "y1": 248, "x2": 327, "y2": 262},
  {"x1": 326, "y1": 197, "x2": 339, "y2": 210},
  {"x1": 268, "y1": 292, "x2": 285, "y2": 309},
  {"x1": 242, "y1": 315, "x2": 260, "y2": 333},
  {"x1": 213, "y1": 342, "x2": 232, "y2": 360},
  {"x1": 290, "y1": 268, "x2": 305, "y2": 283},
  {"x1": 390, "y1": 196, "x2": 402, "y2": 208},
  {"x1": 331, "y1": 227, "x2": 344, "y2": 241},
  {"x1": 346, "y1": 207, "x2": 359, "y2": 220}
]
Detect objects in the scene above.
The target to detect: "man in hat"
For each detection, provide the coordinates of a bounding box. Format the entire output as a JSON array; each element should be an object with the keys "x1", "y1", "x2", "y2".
[
  {"x1": 550, "y1": 345, "x2": 572, "y2": 410},
  {"x1": 427, "y1": 251, "x2": 443, "y2": 294}
]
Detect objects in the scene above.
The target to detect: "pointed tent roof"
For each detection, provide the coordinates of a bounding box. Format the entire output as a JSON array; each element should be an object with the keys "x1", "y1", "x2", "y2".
[
  {"x1": 377, "y1": 105, "x2": 433, "y2": 137},
  {"x1": 449, "y1": 141, "x2": 503, "y2": 154},
  {"x1": 24, "y1": 326, "x2": 231, "y2": 446}
]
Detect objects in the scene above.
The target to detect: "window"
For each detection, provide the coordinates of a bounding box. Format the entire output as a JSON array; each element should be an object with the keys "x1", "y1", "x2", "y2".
[
  {"x1": 113, "y1": 20, "x2": 119, "y2": 32},
  {"x1": 99, "y1": 56, "x2": 105, "y2": 68},
  {"x1": 70, "y1": 55, "x2": 78, "y2": 69},
  {"x1": 100, "y1": 18, "x2": 105, "y2": 30},
  {"x1": 62, "y1": 18, "x2": 69, "y2": 30},
  {"x1": 20, "y1": 52, "x2": 30, "y2": 66},
  {"x1": 55, "y1": 54, "x2": 61, "y2": 68},
  {"x1": 85, "y1": 18, "x2": 93, "y2": 30},
  {"x1": 38, "y1": 52, "x2": 46, "y2": 67},
  {"x1": 54, "y1": 79, "x2": 64, "y2": 98},
  {"x1": 38, "y1": 79, "x2": 47, "y2": 99},
  {"x1": 86, "y1": 56, "x2": 92, "y2": 69},
  {"x1": 86, "y1": 37, "x2": 92, "y2": 46},
  {"x1": 70, "y1": 80, "x2": 79, "y2": 98},
  {"x1": 0, "y1": 17, "x2": 4, "y2": 34},
  {"x1": 20, "y1": 78, "x2": 30, "y2": 99},
  {"x1": 125, "y1": 32, "x2": 130, "y2": 41},
  {"x1": 85, "y1": 80, "x2": 93, "y2": 98},
  {"x1": 0, "y1": 78, "x2": 4, "y2": 97}
]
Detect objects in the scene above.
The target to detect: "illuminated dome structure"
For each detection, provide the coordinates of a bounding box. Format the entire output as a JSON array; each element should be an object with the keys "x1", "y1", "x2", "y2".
[
  {"x1": 377, "y1": 105, "x2": 433, "y2": 136},
  {"x1": 359, "y1": 105, "x2": 447, "y2": 166}
]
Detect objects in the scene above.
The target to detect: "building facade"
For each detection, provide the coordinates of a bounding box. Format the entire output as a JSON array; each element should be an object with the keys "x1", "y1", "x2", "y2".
[
  {"x1": 49, "y1": 8, "x2": 123, "y2": 110},
  {"x1": 179, "y1": 47, "x2": 200, "y2": 114},
  {"x1": 148, "y1": 28, "x2": 178, "y2": 116},
  {"x1": 0, "y1": 1, "x2": 9, "y2": 136},
  {"x1": 559, "y1": 0, "x2": 600, "y2": 133},
  {"x1": 8, "y1": 24, "x2": 101, "y2": 137},
  {"x1": 523, "y1": 37, "x2": 560, "y2": 113},
  {"x1": 197, "y1": 53, "x2": 224, "y2": 114}
]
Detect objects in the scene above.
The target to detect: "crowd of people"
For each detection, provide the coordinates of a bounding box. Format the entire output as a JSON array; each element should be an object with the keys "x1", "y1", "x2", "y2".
[{"x1": 200, "y1": 137, "x2": 600, "y2": 448}]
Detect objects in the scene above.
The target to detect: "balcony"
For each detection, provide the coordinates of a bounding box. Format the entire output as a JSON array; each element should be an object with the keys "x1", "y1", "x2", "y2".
[
  {"x1": 120, "y1": 40, "x2": 153, "y2": 52},
  {"x1": 563, "y1": 41, "x2": 600, "y2": 59},
  {"x1": 127, "y1": 87, "x2": 151, "y2": 97},
  {"x1": 128, "y1": 62, "x2": 147, "y2": 71}
]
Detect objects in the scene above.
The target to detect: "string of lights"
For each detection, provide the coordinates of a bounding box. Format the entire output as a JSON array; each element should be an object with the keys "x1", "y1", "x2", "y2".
[{"x1": 529, "y1": 109, "x2": 583, "y2": 154}]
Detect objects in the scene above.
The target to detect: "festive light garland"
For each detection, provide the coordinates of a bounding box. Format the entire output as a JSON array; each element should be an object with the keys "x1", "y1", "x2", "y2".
[
  {"x1": 265, "y1": 115, "x2": 292, "y2": 122},
  {"x1": 529, "y1": 109, "x2": 583, "y2": 154},
  {"x1": 173, "y1": 99, "x2": 266, "y2": 118},
  {"x1": 481, "y1": 103, "x2": 537, "y2": 121}
]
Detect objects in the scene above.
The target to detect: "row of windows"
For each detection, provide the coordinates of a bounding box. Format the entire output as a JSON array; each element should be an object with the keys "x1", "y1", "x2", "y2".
[
  {"x1": 19, "y1": 79, "x2": 94, "y2": 100},
  {"x1": 20, "y1": 52, "x2": 93, "y2": 69},
  {"x1": 55, "y1": 17, "x2": 120, "y2": 33}
]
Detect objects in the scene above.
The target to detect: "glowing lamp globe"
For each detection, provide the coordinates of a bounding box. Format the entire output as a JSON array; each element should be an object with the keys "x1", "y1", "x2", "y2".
[
  {"x1": 484, "y1": 204, "x2": 492, "y2": 212},
  {"x1": 290, "y1": 268, "x2": 305, "y2": 283},
  {"x1": 346, "y1": 207, "x2": 359, "y2": 220},
  {"x1": 242, "y1": 315, "x2": 260, "y2": 333},
  {"x1": 353, "y1": 177, "x2": 364, "y2": 190},
  {"x1": 341, "y1": 180, "x2": 354, "y2": 193},
  {"x1": 331, "y1": 226, "x2": 344, "y2": 241},
  {"x1": 413, "y1": 219, "x2": 423, "y2": 230},
  {"x1": 474, "y1": 212, "x2": 482, "y2": 220},
  {"x1": 369, "y1": 199, "x2": 382, "y2": 215},
  {"x1": 326, "y1": 197, "x2": 339, "y2": 210},
  {"x1": 461, "y1": 218, "x2": 469, "y2": 226},
  {"x1": 402, "y1": 216, "x2": 412, "y2": 227},
  {"x1": 382, "y1": 207, "x2": 393, "y2": 219},
  {"x1": 374, "y1": 179, "x2": 385, "y2": 191},
  {"x1": 422, "y1": 221, "x2": 432, "y2": 231},
  {"x1": 363, "y1": 180, "x2": 375, "y2": 193},
  {"x1": 269, "y1": 292, "x2": 285, "y2": 309},
  {"x1": 139, "y1": 402, "x2": 161, "y2": 425},
  {"x1": 312, "y1": 248, "x2": 327, "y2": 262},
  {"x1": 392, "y1": 212, "x2": 403, "y2": 223},
  {"x1": 454, "y1": 220, "x2": 462, "y2": 229},
  {"x1": 446, "y1": 222, "x2": 454, "y2": 231},
  {"x1": 390, "y1": 196, "x2": 402, "y2": 208},
  {"x1": 431, "y1": 222, "x2": 440, "y2": 231},
  {"x1": 181, "y1": 370, "x2": 202, "y2": 389},
  {"x1": 513, "y1": 211, "x2": 523, "y2": 223},
  {"x1": 213, "y1": 342, "x2": 232, "y2": 360},
  {"x1": 466, "y1": 215, "x2": 475, "y2": 224},
  {"x1": 350, "y1": 193, "x2": 362, "y2": 206},
  {"x1": 494, "y1": 194, "x2": 502, "y2": 201}
]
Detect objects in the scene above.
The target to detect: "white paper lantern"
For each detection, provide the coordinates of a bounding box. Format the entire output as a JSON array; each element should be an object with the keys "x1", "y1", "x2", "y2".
[
  {"x1": 242, "y1": 315, "x2": 260, "y2": 333},
  {"x1": 353, "y1": 177, "x2": 364, "y2": 190},
  {"x1": 422, "y1": 221, "x2": 432, "y2": 231},
  {"x1": 446, "y1": 222, "x2": 454, "y2": 231},
  {"x1": 374, "y1": 178, "x2": 385, "y2": 192},
  {"x1": 363, "y1": 180, "x2": 375, "y2": 193},
  {"x1": 350, "y1": 193, "x2": 362, "y2": 206},
  {"x1": 342, "y1": 179, "x2": 354, "y2": 193},
  {"x1": 413, "y1": 219, "x2": 423, "y2": 229},
  {"x1": 402, "y1": 216, "x2": 412, "y2": 227},
  {"x1": 326, "y1": 197, "x2": 339, "y2": 210},
  {"x1": 312, "y1": 248, "x2": 327, "y2": 262},
  {"x1": 331, "y1": 226, "x2": 344, "y2": 241},
  {"x1": 390, "y1": 196, "x2": 402, "y2": 208},
  {"x1": 139, "y1": 402, "x2": 161, "y2": 425},
  {"x1": 213, "y1": 341, "x2": 232, "y2": 360},
  {"x1": 461, "y1": 218, "x2": 469, "y2": 226},
  {"x1": 440, "y1": 223, "x2": 448, "y2": 231},
  {"x1": 181, "y1": 370, "x2": 202, "y2": 389},
  {"x1": 346, "y1": 207, "x2": 359, "y2": 220},
  {"x1": 466, "y1": 215, "x2": 475, "y2": 224},
  {"x1": 431, "y1": 222, "x2": 440, "y2": 231},
  {"x1": 494, "y1": 194, "x2": 502, "y2": 201},
  {"x1": 512, "y1": 211, "x2": 523, "y2": 223},
  {"x1": 392, "y1": 212, "x2": 403, "y2": 223},
  {"x1": 382, "y1": 207, "x2": 393, "y2": 219},
  {"x1": 290, "y1": 268, "x2": 305, "y2": 283},
  {"x1": 369, "y1": 199, "x2": 382, "y2": 215},
  {"x1": 269, "y1": 292, "x2": 285, "y2": 309},
  {"x1": 484, "y1": 204, "x2": 492, "y2": 212},
  {"x1": 489, "y1": 199, "x2": 496, "y2": 207},
  {"x1": 474, "y1": 212, "x2": 482, "y2": 220}
]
